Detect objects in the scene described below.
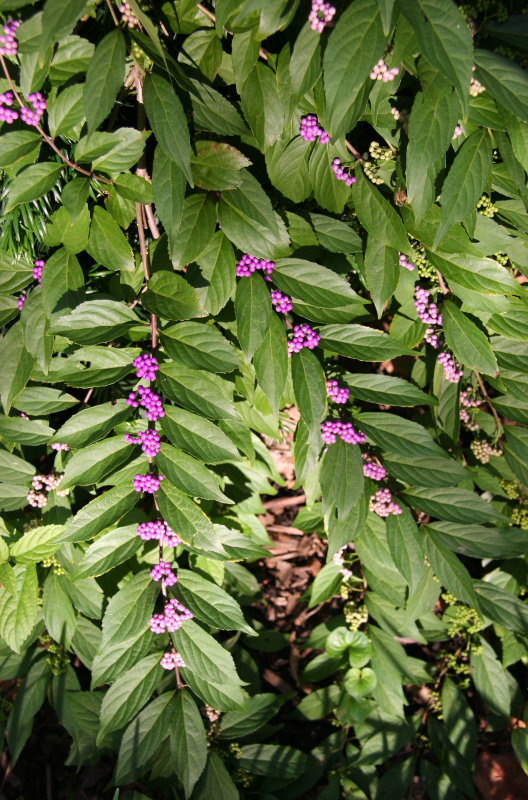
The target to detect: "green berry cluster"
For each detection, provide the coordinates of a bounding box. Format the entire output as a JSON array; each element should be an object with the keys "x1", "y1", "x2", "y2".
[
  {"x1": 344, "y1": 602, "x2": 368, "y2": 630},
  {"x1": 470, "y1": 438, "x2": 502, "y2": 464},
  {"x1": 363, "y1": 142, "x2": 394, "y2": 185},
  {"x1": 411, "y1": 243, "x2": 437, "y2": 281},
  {"x1": 442, "y1": 593, "x2": 483, "y2": 639},
  {"x1": 499, "y1": 479, "x2": 520, "y2": 500},
  {"x1": 511, "y1": 506, "x2": 528, "y2": 530},
  {"x1": 41, "y1": 554, "x2": 66, "y2": 574},
  {"x1": 40, "y1": 635, "x2": 69, "y2": 675},
  {"x1": 477, "y1": 194, "x2": 497, "y2": 218},
  {"x1": 494, "y1": 251, "x2": 508, "y2": 265},
  {"x1": 232, "y1": 769, "x2": 254, "y2": 788},
  {"x1": 427, "y1": 688, "x2": 442, "y2": 717}
]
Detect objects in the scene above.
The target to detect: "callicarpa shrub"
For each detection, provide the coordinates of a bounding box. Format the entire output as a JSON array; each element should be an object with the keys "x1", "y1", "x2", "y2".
[{"x1": 1, "y1": 0, "x2": 528, "y2": 798}]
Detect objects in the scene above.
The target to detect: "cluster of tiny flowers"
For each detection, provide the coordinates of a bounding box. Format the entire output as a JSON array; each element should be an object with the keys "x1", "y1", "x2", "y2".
[
  {"x1": 321, "y1": 420, "x2": 365, "y2": 445},
  {"x1": 20, "y1": 93, "x2": 46, "y2": 127},
  {"x1": 0, "y1": 19, "x2": 20, "y2": 56},
  {"x1": 160, "y1": 650, "x2": 186, "y2": 670},
  {"x1": 0, "y1": 91, "x2": 18, "y2": 123},
  {"x1": 452, "y1": 125, "x2": 463, "y2": 139},
  {"x1": 469, "y1": 76, "x2": 485, "y2": 97},
  {"x1": 327, "y1": 380, "x2": 349, "y2": 404},
  {"x1": 133, "y1": 472, "x2": 164, "y2": 494},
  {"x1": 438, "y1": 351, "x2": 464, "y2": 383},
  {"x1": 333, "y1": 544, "x2": 354, "y2": 581},
  {"x1": 125, "y1": 428, "x2": 161, "y2": 458},
  {"x1": 270, "y1": 289, "x2": 292, "y2": 314},
  {"x1": 133, "y1": 353, "x2": 159, "y2": 382},
  {"x1": 119, "y1": 1, "x2": 139, "y2": 27},
  {"x1": 415, "y1": 286, "x2": 443, "y2": 326},
  {"x1": 137, "y1": 520, "x2": 181, "y2": 548},
  {"x1": 27, "y1": 489, "x2": 47, "y2": 508},
  {"x1": 370, "y1": 59, "x2": 399, "y2": 82},
  {"x1": 309, "y1": 0, "x2": 336, "y2": 32},
  {"x1": 363, "y1": 458, "x2": 386, "y2": 481},
  {"x1": 17, "y1": 294, "x2": 25, "y2": 310},
  {"x1": 150, "y1": 561, "x2": 178, "y2": 587},
  {"x1": 27, "y1": 473, "x2": 65, "y2": 507},
  {"x1": 299, "y1": 114, "x2": 329, "y2": 144},
  {"x1": 369, "y1": 488, "x2": 402, "y2": 517},
  {"x1": 331, "y1": 157, "x2": 356, "y2": 186},
  {"x1": 235, "y1": 253, "x2": 274, "y2": 280},
  {"x1": 127, "y1": 385, "x2": 165, "y2": 421},
  {"x1": 470, "y1": 439, "x2": 502, "y2": 464},
  {"x1": 287, "y1": 324, "x2": 320, "y2": 355},
  {"x1": 51, "y1": 442, "x2": 70, "y2": 451},
  {"x1": 399, "y1": 252, "x2": 415, "y2": 271},
  {"x1": 477, "y1": 194, "x2": 497, "y2": 218},
  {"x1": 33, "y1": 259, "x2": 44, "y2": 283},
  {"x1": 150, "y1": 598, "x2": 193, "y2": 634}
]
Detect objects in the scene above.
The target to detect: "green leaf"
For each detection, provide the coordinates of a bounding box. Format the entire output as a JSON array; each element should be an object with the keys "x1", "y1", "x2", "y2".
[
  {"x1": 386, "y1": 508, "x2": 424, "y2": 593},
  {"x1": 40, "y1": 247, "x2": 85, "y2": 321},
  {"x1": 162, "y1": 321, "x2": 238, "y2": 374},
  {"x1": 143, "y1": 73, "x2": 192, "y2": 183},
  {"x1": 273, "y1": 258, "x2": 362, "y2": 311},
  {"x1": 47, "y1": 83, "x2": 85, "y2": 138},
  {"x1": 160, "y1": 406, "x2": 239, "y2": 464},
  {"x1": 343, "y1": 373, "x2": 434, "y2": 406},
  {"x1": 61, "y1": 437, "x2": 132, "y2": 490},
  {"x1": 0, "y1": 324, "x2": 34, "y2": 413},
  {"x1": 309, "y1": 563, "x2": 342, "y2": 607},
  {"x1": 504, "y1": 426, "x2": 528, "y2": 486},
  {"x1": 219, "y1": 693, "x2": 286, "y2": 739},
  {"x1": 195, "y1": 232, "x2": 236, "y2": 316},
  {"x1": 42, "y1": 572, "x2": 77, "y2": 646},
  {"x1": 6, "y1": 162, "x2": 62, "y2": 211},
  {"x1": 41, "y1": 0, "x2": 88, "y2": 51},
  {"x1": 0, "y1": 130, "x2": 41, "y2": 169},
  {"x1": 0, "y1": 565, "x2": 38, "y2": 653},
  {"x1": 470, "y1": 638, "x2": 511, "y2": 718},
  {"x1": 49, "y1": 34, "x2": 94, "y2": 82},
  {"x1": 172, "y1": 620, "x2": 246, "y2": 710},
  {"x1": 100, "y1": 571, "x2": 157, "y2": 653},
  {"x1": 61, "y1": 484, "x2": 138, "y2": 544},
  {"x1": 98, "y1": 653, "x2": 163, "y2": 741},
  {"x1": 217, "y1": 171, "x2": 290, "y2": 260},
  {"x1": 308, "y1": 140, "x2": 353, "y2": 214},
  {"x1": 192, "y1": 752, "x2": 238, "y2": 800},
  {"x1": 435, "y1": 130, "x2": 492, "y2": 247},
  {"x1": 87, "y1": 207, "x2": 134, "y2": 273},
  {"x1": 84, "y1": 30, "x2": 126, "y2": 134},
  {"x1": 383, "y1": 454, "x2": 465, "y2": 488},
  {"x1": 309, "y1": 213, "x2": 363, "y2": 253},
  {"x1": 474, "y1": 48, "x2": 528, "y2": 122},
  {"x1": 157, "y1": 443, "x2": 231, "y2": 503},
  {"x1": 442, "y1": 300, "x2": 497, "y2": 376},
  {"x1": 319, "y1": 324, "x2": 414, "y2": 361},
  {"x1": 170, "y1": 689, "x2": 208, "y2": 798},
  {"x1": 238, "y1": 743, "x2": 310, "y2": 779},
  {"x1": 404, "y1": 486, "x2": 508, "y2": 525},
  {"x1": 0, "y1": 416, "x2": 53, "y2": 446},
  {"x1": 191, "y1": 140, "x2": 251, "y2": 191},
  {"x1": 159, "y1": 363, "x2": 235, "y2": 420},
  {"x1": 152, "y1": 145, "x2": 186, "y2": 250},
  {"x1": 240, "y1": 62, "x2": 285, "y2": 150},
  {"x1": 428, "y1": 251, "x2": 520, "y2": 296},
  {"x1": 235, "y1": 272, "x2": 272, "y2": 359},
  {"x1": 156, "y1": 481, "x2": 220, "y2": 557},
  {"x1": 254, "y1": 313, "x2": 288, "y2": 416},
  {"x1": 352, "y1": 170, "x2": 412, "y2": 255},
  {"x1": 10, "y1": 525, "x2": 63, "y2": 563},
  {"x1": 356, "y1": 412, "x2": 447, "y2": 459},
  {"x1": 0, "y1": 450, "x2": 34, "y2": 485},
  {"x1": 232, "y1": 29, "x2": 260, "y2": 93},
  {"x1": 423, "y1": 530, "x2": 480, "y2": 611},
  {"x1": 90, "y1": 128, "x2": 148, "y2": 174},
  {"x1": 51, "y1": 299, "x2": 139, "y2": 344},
  {"x1": 6, "y1": 657, "x2": 49, "y2": 765},
  {"x1": 323, "y1": 0, "x2": 385, "y2": 138},
  {"x1": 143, "y1": 270, "x2": 205, "y2": 320},
  {"x1": 364, "y1": 239, "x2": 399, "y2": 317},
  {"x1": 265, "y1": 136, "x2": 311, "y2": 204},
  {"x1": 320, "y1": 437, "x2": 364, "y2": 520},
  {"x1": 399, "y1": 0, "x2": 473, "y2": 111},
  {"x1": 115, "y1": 692, "x2": 174, "y2": 784},
  {"x1": 344, "y1": 666, "x2": 377, "y2": 699},
  {"x1": 179, "y1": 29, "x2": 223, "y2": 81},
  {"x1": 174, "y1": 569, "x2": 254, "y2": 634},
  {"x1": 474, "y1": 581, "x2": 528, "y2": 637},
  {"x1": 406, "y1": 91, "x2": 460, "y2": 222},
  {"x1": 53, "y1": 400, "x2": 131, "y2": 449}
]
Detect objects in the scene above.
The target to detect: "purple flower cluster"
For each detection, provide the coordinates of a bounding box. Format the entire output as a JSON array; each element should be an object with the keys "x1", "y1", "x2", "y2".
[
  {"x1": 299, "y1": 114, "x2": 329, "y2": 144},
  {"x1": 150, "y1": 561, "x2": 178, "y2": 587},
  {"x1": 321, "y1": 420, "x2": 365, "y2": 445},
  {"x1": 17, "y1": 294, "x2": 25, "y2": 311},
  {"x1": 399, "y1": 252, "x2": 415, "y2": 271},
  {"x1": 0, "y1": 92, "x2": 17, "y2": 124},
  {"x1": 0, "y1": 19, "x2": 20, "y2": 57},
  {"x1": 236, "y1": 253, "x2": 275, "y2": 281},
  {"x1": 133, "y1": 353, "x2": 159, "y2": 382},
  {"x1": 20, "y1": 92, "x2": 46, "y2": 127},
  {"x1": 127, "y1": 385, "x2": 165, "y2": 422},
  {"x1": 150, "y1": 598, "x2": 193, "y2": 634},
  {"x1": 125, "y1": 428, "x2": 161, "y2": 458},
  {"x1": 370, "y1": 59, "x2": 399, "y2": 82},
  {"x1": 51, "y1": 442, "x2": 70, "y2": 452},
  {"x1": 133, "y1": 472, "x2": 164, "y2": 494},
  {"x1": 33, "y1": 259, "x2": 44, "y2": 283},
  {"x1": 363, "y1": 458, "x2": 386, "y2": 481},
  {"x1": 327, "y1": 379, "x2": 349, "y2": 404},
  {"x1": 438, "y1": 351, "x2": 463, "y2": 383},
  {"x1": 137, "y1": 520, "x2": 181, "y2": 548},
  {"x1": 160, "y1": 650, "x2": 186, "y2": 670},
  {"x1": 287, "y1": 324, "x2": 320, "y2": 355},
  {"x1": 271, "y1": 289, "x2": 292, "y2": 314},
  {"x1": 424, "y1": 326, "x2": 440, "y2": 348},
  {"x1": 309, "y1": 0, "x2": 336, "y2": 32},
  {"x1": 331, "y1": 158, "x2": 356, "y2": 186},
  {"x1": 369, "y1": 488, "x2": 402, "y2": 517},
  {"x1": 414, "y1": 286, "x2": 442, "y2": 326}
]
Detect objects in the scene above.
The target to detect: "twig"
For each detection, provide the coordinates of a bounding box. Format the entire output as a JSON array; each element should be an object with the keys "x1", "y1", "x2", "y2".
[
  {"x1": 136, "y1": 202, "x2": 150, "y2": 282},
  {"x1": 435, "y1": 268, "x2": 449, "y2": 295},
  {"x1": 105, "y1": 0, "x2": 120, "y2": 26},
  {"x1": 345, "y1": 139, "x2": 363, "y2": 161},
  {"x1": 263, "y1": 494, "x2": 306, "y2": 511},
  {"x1": 474, "y1": 369, "x2": 502, "y2": 439},
  {"x1": 82, "y1": 388, "x2": 93, "y2": 404}
]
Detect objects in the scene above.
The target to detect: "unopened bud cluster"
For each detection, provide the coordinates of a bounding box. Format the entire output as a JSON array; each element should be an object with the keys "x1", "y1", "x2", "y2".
[
  {"x1": 470, "y1": 438, "x2": 502, "y2": 464},
  {"x1": 370, "y1": 59, "x2": 399, "y2": 82},
  {"x1": 308, "y1": 0, "x2": 336, "y2": 32}
]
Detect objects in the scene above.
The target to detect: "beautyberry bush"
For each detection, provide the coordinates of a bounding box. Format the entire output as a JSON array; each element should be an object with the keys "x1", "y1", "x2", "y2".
[{"x1": 1, "y1": 1, "x2": 528, "y2": 798}]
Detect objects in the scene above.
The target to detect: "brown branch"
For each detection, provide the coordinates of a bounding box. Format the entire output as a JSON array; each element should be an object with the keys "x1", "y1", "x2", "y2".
[
  {"x1": 435, "y1": 268, "x2": 449, "y2": 295},
  {"x1": 473, "y1": 369, "x2": 502, "y2": 440},
  {"x1": 345, "y1": 139, "x2": 363, "y2": 162},
  {"x1": 105, "y1": 0, "x2": 120, "y2": 26}
]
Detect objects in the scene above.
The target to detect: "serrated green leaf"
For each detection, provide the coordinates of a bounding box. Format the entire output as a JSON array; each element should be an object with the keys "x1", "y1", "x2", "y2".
[{"x1": 84, "y1": 30, "x2": 126, "y2": 134}]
